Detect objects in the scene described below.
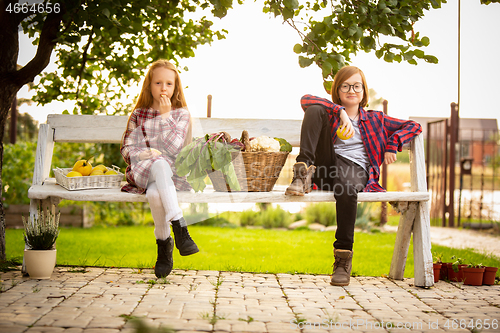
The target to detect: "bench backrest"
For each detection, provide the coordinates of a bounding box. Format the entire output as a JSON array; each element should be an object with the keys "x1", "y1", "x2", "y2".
[
  {"x1": 35, "y1": 114, "x2": 425, "y2": 193},
  {"x1": 46, "y1": 114, "x2": 302, "y2": 146}
]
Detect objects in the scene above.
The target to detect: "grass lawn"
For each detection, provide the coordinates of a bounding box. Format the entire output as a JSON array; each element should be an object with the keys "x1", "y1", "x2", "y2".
[{"x1": 6, "y1": 226, "x2": 500, "y2": 278}]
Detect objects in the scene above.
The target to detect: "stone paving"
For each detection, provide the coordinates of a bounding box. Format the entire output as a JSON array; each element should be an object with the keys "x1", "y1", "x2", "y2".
[{"x1": 1, "y1": 267, "x2": 499, "y2": 333}]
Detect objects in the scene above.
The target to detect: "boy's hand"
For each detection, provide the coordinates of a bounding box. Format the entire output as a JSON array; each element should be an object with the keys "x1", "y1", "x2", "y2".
[
  {"x1": 385, "y1": 152, "x2": 397, "y2": 164},
  {"x1": 339, "y1": 110, "x2": 355, "y2": 138}
]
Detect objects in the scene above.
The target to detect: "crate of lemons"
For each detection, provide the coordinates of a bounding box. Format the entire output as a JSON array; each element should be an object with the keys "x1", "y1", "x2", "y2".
[{"x1": 53, "y1": 159, "x2": 124, "y2": 191}]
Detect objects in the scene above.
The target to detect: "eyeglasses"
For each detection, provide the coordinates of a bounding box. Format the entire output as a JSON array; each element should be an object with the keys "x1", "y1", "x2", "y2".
[{"x1": 339, "y1": 82, "x2": 364, "y2": 93}]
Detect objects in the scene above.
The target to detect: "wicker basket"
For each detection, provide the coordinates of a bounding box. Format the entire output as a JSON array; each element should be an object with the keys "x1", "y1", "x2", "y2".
[
  {"x1": 54, "y1": 166, "x2": 124, "y2": 191},
  {"x1": 208, "y1": 151, "x2": 289, "y2": 192}
]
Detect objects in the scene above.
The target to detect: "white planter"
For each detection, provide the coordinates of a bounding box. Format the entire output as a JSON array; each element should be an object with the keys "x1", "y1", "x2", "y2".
[{"x1": 24, "y1": 249, "x2": 57, "y2": 279}]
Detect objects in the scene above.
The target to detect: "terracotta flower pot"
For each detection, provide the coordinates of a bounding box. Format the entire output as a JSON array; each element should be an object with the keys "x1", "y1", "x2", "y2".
[
  {"x1": 440, "y1": 262, "x2": 451, "y2": 280},
  {"x1": 448, "y1": 264, "x2": 467, "y2": 282},
  {"x1": 482, "y1": 266, "x2": 498, "y2": 285},
  {"x1": 24, "y1": 249, "x2": 57, "y2": 279},
  {"x1": 463, "y1": 267, "x2": 485, "y2": 286},
  {"x1": 433, "y1": 263, "x2": 442, "y2": 283}
]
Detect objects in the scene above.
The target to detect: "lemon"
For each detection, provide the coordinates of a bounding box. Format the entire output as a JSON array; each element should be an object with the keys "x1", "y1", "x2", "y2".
[
  {"x1": 150, "y1": 148, "x2": 161, "y2": 155},
  {"x1": 105, "y1": 170, "x2": 118, "y2": 175},
  {"x1": 92, "y1": 164, "x2": 108, "y2": 173},
  {"x1": 336, "y1": 127, "x2": 353, "y2": 140},
  {"x1": 72, "y1": 159, "x2": 93, "y2": 176},
  {"x1": 66, "y1": 171, "x2": 83, "y2": 177},
  {"x1": 90, "y1": 169, "x2": 105, "y2": 176}
]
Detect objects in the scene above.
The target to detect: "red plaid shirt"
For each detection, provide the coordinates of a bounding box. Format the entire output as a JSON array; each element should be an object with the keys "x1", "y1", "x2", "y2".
[
  {"x1": 301, "y1": 95, "x2": 422, "y2": 192},
  {"x1": 121, "y1": 107, "x2": 192, "y2": 194}
]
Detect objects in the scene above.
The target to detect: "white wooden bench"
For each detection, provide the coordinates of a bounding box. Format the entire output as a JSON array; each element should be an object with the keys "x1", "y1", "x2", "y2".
[{"x1": 28, "y1": 114, "x2": 433, "y2": 287}]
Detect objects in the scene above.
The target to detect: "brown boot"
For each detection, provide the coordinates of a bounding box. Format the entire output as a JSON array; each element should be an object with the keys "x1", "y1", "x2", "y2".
[
  {"x1": 285, "y1": 162, "x2": 316, "y2": 196},
  {"x1": 330, "y1": 249, "x2": 353, "y2": 286}
]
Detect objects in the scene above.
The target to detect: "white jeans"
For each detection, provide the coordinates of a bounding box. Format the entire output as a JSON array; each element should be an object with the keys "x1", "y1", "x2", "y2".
[{"x1": 146, "y1": 160, "x2": 183, "y2": 240}]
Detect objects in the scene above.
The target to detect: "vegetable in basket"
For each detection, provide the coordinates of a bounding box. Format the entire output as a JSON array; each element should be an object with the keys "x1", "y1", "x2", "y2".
[
  {"x1": 175, "y1": 132, "x2": 292, "y2": 192},
  {"x1": 175, "y1": 132, "x2": 241, "y2": 192}
]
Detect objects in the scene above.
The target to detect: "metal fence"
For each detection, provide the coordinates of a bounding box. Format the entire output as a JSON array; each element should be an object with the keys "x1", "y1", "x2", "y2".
[{"x1": 426, "y1": 104, "x2": 500, "y2": 228}]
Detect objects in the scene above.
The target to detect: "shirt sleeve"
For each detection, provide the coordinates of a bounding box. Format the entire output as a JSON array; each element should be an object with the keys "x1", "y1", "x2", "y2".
[
  {"x1": 121, "y1": 110, "x2": 143, "y2": 165},
  {"x1": 384, "y1": 115, "x2": 422, "y2": 153},
  {"x1": 300, "y1": 94, "x2": 344, "y2": 116}
]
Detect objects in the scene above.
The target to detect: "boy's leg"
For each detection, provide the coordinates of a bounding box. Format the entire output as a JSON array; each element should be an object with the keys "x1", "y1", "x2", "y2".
[
  {"x1": 330, "y1": 155, "x2": 368, "y2": 286},
  {"x1": 287, "y1": 105, "x2": 334, "y2": 195}
]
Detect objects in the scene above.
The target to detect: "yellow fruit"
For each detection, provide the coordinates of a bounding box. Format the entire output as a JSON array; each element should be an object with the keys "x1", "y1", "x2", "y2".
[
  {"x1": 336, "y1": 127, "x2": 353, "y2": 140},
  {"x1": 105, "y1": 170, "x2": 118, "y2": 175},
  {"x1": 90, "y1": 169, "x2": 105, "y2": 176},
  {"x1": 150, "y1": 148, "x2": 161, "y2": 155},
  {"x1": 72, "y1": 159, "x2": 93, "y2": 176},
  {"x1": 66, "y1": 171, "x2": 83, "y2": 177},
  {"x1": 92, "y1": 164, "x2": 108, "y2": 173}
]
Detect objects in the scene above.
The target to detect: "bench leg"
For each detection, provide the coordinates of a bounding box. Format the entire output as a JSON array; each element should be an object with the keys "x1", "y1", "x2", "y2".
[
  {"x1": 389, "y1": 202, "x2": 417, "y2": 280},
  {"x1": 412, "y1": 201, "x2": 434, "y2": 288}
]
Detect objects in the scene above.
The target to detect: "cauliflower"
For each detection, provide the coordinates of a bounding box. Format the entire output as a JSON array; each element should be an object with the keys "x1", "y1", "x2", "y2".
[{"x1": 249, "y1": 135, "x2": 281, "y2": 152}]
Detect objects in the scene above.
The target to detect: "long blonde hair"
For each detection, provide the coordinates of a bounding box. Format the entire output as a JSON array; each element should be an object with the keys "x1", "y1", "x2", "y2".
[{"x1": 124, "y1": 59, "x2": 192, "y2": 147}]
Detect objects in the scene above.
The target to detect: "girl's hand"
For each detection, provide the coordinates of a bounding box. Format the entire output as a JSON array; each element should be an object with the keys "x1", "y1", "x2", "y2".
[
  {"x1": 339, "y1": 110, "x2": 355, "y2": 138},
  {"x1": 385, "y1": 152, "x2": 397, "y2": 164},
  {"x1": 159, "y1": 94, "x2": 171, "y2": 118},
  {"x1": 139, "y1": 150, "x2": 153, "y2": 160}
]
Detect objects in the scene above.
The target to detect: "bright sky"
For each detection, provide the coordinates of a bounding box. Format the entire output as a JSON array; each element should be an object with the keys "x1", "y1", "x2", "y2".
[{"x1": 18, "y1": 0, "x2": 500, "y2": 124}]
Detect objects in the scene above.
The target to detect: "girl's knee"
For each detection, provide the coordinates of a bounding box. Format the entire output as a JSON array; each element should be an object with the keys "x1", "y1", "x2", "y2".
[
  {"x1": 151, "y1": 159, "x2": 173, "y2": 178},
  {"x1": 146, "y1": 183, "x2": 160, "y2": 201}
]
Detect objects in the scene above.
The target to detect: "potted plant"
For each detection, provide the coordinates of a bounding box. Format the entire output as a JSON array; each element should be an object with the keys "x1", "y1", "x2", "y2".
[
  {"x1": 448, "y1": 256, "x2": 467, "y2": 282},
  {"x1": 482, "y1": 266, "x2": 498, "y2": 285},
  {"x1": 23, "y1": 206, "x2": 60, "y2": 279},
  {"x1": 439, "y1": 259, "x2": 453, "y2": 281},
  {"x1": 432, "y1": 252, "x2": 443, "y2": 283},
  {"x1": 463, "y1": 262, "x2": 485, "y2": 286}
]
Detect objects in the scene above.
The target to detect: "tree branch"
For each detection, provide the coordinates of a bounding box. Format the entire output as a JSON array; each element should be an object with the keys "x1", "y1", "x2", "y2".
[
  {"x1": 75, "y1": 31, "x2": 94, "y2": 99},
  {"x1": 12, "y1": 9, "x2": 65, "y2": 87}
]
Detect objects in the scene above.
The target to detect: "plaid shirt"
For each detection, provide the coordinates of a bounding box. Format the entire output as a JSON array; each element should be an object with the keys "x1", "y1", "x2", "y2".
[
  {"x1": 121, "y1": 107, "x2": 192, "y2": 194},
  {"x1": 301, "y1": 95, "x2": 422, "y2": 192}
]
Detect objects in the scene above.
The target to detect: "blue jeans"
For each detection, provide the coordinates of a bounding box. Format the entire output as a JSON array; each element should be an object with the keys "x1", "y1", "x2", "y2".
[{"x1": 296, "y1": 105, "x2": 368, "y2": 251}]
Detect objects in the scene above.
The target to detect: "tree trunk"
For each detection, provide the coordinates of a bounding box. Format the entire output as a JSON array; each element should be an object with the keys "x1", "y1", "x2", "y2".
[
  {"x1": 0, "y1": 3, "x2": 64, "y2": 260},
  {"x1": 0, "y1": 88, "x2": 17, "y2": 261},
  {"x1": 10, "y1": 96, "x2": 17, "y2": 144},
  {"x1": 0, "y1": 84, "x2": 19, "y2": 261}
]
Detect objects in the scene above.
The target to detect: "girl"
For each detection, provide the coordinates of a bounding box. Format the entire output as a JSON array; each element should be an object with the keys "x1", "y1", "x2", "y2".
[
  {"x1": 285, "y1": 66, "x2": 422, "y2": 286},
  {"x1": 121, "y1": 59, "x2": 198, "y2": 278}
]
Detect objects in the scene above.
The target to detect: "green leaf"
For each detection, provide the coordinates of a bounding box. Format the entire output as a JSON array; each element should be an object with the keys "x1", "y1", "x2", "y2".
[
  {"x1": 102, "y1": 8, "x2": 111, "y2": 18},
  {"x1": 282, "y1": 7, "x2": 294, "y2": 20},
  {"x1": 424, "y1": 55, "x2": 438, "y2": 64},
  {"x1": 383, "y1": 52, "x2": 395, "y2": 62},
  {"x1": 379, "y1": 25, "x2": 394, "y2": 35},
  {"x1": 284, "y1": 0, "x2": 299, "y2": 10},
  {"x1": 321, "y1": 61, "x2": 332, "y2": 78},
  {"x1": 298, "y1": 56, "x2": 314, "y2": 68},
  {"x1": 361, "y1": 36, "x2": 374, "y2": 49},
  {"x1": 323, "y1": 81, "x2": 333, "y2": 94},
  {"x1": 293, "y1": 43, "x2": 303, "y2": 54},
  {"x1": 348, "y1": 24, "x2": 357, "y2": 37},
  {"x1": 421, "y1": 36, "x2": 430, "y2": 46}
]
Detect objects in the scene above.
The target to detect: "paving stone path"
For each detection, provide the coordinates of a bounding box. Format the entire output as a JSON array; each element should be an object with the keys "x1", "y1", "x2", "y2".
[{"x1": 1, "y1": 267, "x2": 499, "y2": 333}]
